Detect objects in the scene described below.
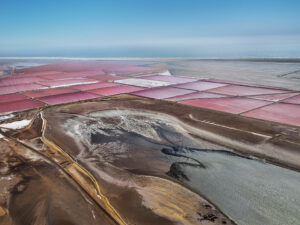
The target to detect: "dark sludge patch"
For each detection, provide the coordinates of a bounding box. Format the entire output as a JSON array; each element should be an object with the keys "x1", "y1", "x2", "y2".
[
  {"x1": 162, "y1": 146, "x2": 256, "y2": 182},
  {"x1": 198, "y1": 213, "x2": 219, "y2": 222},
  {"x1": 6, "y1": 157, "x2": 28, "y2": 174},
  {"x1": 161, "y1": 147, "x2": 206, "y2": 168},
  {"x1": 90, "y1": 126, "x2": 165, "y2": 148},
  {"x1": 90, "y1": 131, "x2": 118, "y2": 144},
  {"x1": 155, "y1": 125, "x2": 187, "y2": 146},
  {"x1": 163, "y1": 147, "x2": 206, "y2": 181},
  {"x1": 11, "y1": 177, "x2": 31, "y2": 195},
  {"x1": 165, "y1": 144, "x2": 255, "y2": 161},
  {"x1": 167, "y1": 162, "x2": 190, "y2": 181},
  {"x1": 90, "y1": 130, "x2": 111, "y2": 144},
  {"x1": 185, "y1": 147, "x2": 256, "y2": 161}
]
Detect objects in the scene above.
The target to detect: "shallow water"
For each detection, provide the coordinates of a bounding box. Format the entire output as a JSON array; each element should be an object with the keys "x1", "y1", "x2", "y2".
[{"x1": 172, "y1": 150, "x2": 300, "y2": 225}]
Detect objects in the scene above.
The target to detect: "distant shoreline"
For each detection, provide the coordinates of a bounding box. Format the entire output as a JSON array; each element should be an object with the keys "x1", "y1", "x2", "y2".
[{"x1": 0, "y1": 57, "x2": 300, "y2": 63}]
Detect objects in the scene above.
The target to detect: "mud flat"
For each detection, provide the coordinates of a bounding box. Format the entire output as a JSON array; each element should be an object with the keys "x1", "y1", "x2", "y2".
[
  {"x1": 0, "y1": 137, "x2": 114, "y2": 225},
  {"x1": 1, "y1": 95, "x2": 300, "y2": 225}
]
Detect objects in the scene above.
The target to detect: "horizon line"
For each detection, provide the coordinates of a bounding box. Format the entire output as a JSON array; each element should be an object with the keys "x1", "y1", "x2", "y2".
[{"x1": 1, "y1": 56, "x2": 300, "y2": 62}]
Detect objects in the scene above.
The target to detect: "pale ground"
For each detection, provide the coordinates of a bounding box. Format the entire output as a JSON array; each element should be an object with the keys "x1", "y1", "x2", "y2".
[
  {"x1": 1, "y1": 58, "x2": 300, "y2": 90},
  {"x1": 149, "y1": 59, "x2": 300, "y2": 91}
]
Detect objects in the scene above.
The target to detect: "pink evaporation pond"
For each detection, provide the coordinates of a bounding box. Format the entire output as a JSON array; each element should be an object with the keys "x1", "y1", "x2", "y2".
[
  {"x1": 132, "y1": 87, "x2": 195, "y2": 99},
  {"x1": 207, "y1": 85, "x2": 290, "y2": 96},
  {"x1": 174, "y1": 81, "x2": 228, "y2": 91},
  {"x1": 167, "y1": 92, "x2": 226, "y2": 101},
  {"x1": 0, "y1": 93, "x2": 28, "y2": 104},
  {"x1": 38, "y1": 78, "x2": 98, "y2": 87},
  {"x1": 89, "y1": 85, "x2": 144, "y2": 96},
  {"x1": 250, "y1": 93, "x2": 299, "y2": 101},
  {"x1": 73, "y1": 70, "x2": 106, "y2": 76},
  {"x1": 23, "y1": 87, "x2": 78, "y2": 98},
  {"x1": 0, "y1": 83, "x2": 46, "y2": 95},
  {"x1": 180, "y1": 97, "x2": 271, "y2": 114},
  {"x1": 72, "y1": 82, "x2": 120, "y2": 91},
  {"x1": 0, "y1": 77, "x2": 47, "y2": 86},
  {"x1": 39, "y1": 72, "x2": 73, "y2": 80},
  {"x1": 283, "y1": 94, "x2": 300, "y2": 104},
  {"x1": 18, "y1": 71, "x2": 61, "y2": 77},
  {"x1": 87, "y1": 74, "x2": 124, "y2": 81},
  {"x1": 203, "y1": 78, "x2": 288, "y2": 90},
  {"x1": 0, "y1": 99, "x2": 45, "y2": 114},
  {"x1": 242, "y1": 103, "x2": 300, "y2": 126},
  {"x1": 140, "y1": 75, "x2": 198, "y2": 84},
  {"x1": 38, "y1": 92, "x2": 101, "y2": 105},
  {"x1": 41, "y1": 71, "x2": 106, "y2": 80}
]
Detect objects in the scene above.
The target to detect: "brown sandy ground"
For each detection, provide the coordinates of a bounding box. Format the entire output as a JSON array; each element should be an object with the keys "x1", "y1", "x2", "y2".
[
  {"x1": 1, "y1": 94, "x2": 300, "y2": 225},
  {"x1": 0, "y1": 97, "x2": 238, "y2": 225},
  {"x1": 0, "y1": 138, "x2": 115, "y2": 225}
]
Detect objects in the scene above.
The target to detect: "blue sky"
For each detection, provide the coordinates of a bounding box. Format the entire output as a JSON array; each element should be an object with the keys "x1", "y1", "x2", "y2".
[{"x1": 1, "y1": 0, "x2": 300, "y2": 57}]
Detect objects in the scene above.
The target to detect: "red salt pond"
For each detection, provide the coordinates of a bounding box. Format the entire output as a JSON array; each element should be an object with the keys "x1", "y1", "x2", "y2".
[
  {"x1": 89, "y1": 85, "x2": 144, "y2": 96},
  {"x1": 41, "y1": 71, "x2": 106, "y2": 80},
  {"x1": 37, "y1": 92, "x2": 101, "y2": 105},
  {"x1": 140, "y1": 75, "x2": 198, "y2": 84},
  {"x1": 71, "y1": 70, "x2": 106, "y2": 76},
  {"x1": 16, "y1": 71, "x2": 61, "y2": 77},
  {"x1": 0, "y1": 77, "x2": 47, "y2": 86},
  {"x1": 167, "y1": 92, "x2": 226, "y2": 101},
  {"x1": 23, "y1": 87, "x2": 78, "y2": 98},
  {"x1": 180, "y1": 97, "x2": 271, "y2": 114},
  {"x1": 39, "y1": 72, "x2": 77, "y2": 80},
  {"x1": 207, "y1": 85, "x2": 290, "y2": 96},
  {"x1": 87, "y1": 74, "x2": 124, "y2": 81},
  {"x1": 132, "y1": 87, "x2": 195, "y2": 99},
  {"x1": 242, "y1": 103, "x2": 300, "y2": 126},
  {"x1": 0, "y1": 83, "x2": 47, "y2": 95},
  {"x1": 282, "y1": 94, "x2": 300, "y2": 104},
  {"x1": 0, "y1": 94, "x2": 28, "y2": 104},
  {"x1": 72, "y1": 82, "x2": 120, "y2": 91},
  {"x1": 0, "y1": 99, "x2": 45, "y2": 114},
  {"x1": 37, "y1": 78, "x2": 98, "y2": 87},
  {"x1": 174, "y1": 81, "x2": 228, "y2": 91}
]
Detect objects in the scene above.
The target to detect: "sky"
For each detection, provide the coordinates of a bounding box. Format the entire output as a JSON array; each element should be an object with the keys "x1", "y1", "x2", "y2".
[{"x1": 1, "y1": 0, "x2": 300, "y2": 57}]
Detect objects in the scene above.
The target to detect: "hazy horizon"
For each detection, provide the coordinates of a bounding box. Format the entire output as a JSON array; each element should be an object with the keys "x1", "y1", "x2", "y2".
[{"x1": 1, "y1": 0, "x2": 300, "y2": 58}]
